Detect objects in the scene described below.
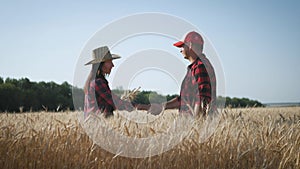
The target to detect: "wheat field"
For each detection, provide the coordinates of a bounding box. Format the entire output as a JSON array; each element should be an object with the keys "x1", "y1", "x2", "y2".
[{"x1": 0, "y1": 107, "x2": 300, "y2": 169}]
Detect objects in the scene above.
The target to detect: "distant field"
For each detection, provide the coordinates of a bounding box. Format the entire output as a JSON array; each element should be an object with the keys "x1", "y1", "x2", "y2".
[{"x1": 1, "y1": 107, "x2": 300, "y2": 169}]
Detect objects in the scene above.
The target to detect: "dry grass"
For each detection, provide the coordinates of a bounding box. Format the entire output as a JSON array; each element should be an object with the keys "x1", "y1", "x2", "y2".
[{"x1": 0, "y1": 107, "x2": 300, "y2": 169}]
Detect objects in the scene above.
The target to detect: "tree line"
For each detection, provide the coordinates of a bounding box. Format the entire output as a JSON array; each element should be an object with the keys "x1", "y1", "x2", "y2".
[
  {"x1": 216, "y1": 96, "x2": 264, "y2": 108},
  {"x1": 0, "y1": 77, "x2": 263, "y2": 112},
  {"x1": 112, "y1": 88, "x2": 264, "y2": 108},
  {"x1": 0, "y1": 77, "x2": 77, "y2": 112}
]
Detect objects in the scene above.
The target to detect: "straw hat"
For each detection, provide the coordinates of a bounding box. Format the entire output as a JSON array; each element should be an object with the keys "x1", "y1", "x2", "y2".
[{"x1": 84, "y1": 46, "x2": 121, "y2": 65}]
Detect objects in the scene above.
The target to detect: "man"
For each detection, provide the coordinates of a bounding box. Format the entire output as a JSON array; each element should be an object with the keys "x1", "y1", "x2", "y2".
[{"x1": 163, "y1": 31, "x2": 217, "y2": 117}]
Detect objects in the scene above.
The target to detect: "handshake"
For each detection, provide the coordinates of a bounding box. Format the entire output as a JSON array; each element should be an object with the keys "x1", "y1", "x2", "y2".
[
  {"x1": 120, "y1": 87, "x2": 165, "y2": 116},
  {"x1": 147, "y1": 103, "x2": 165, "y2": 116}
]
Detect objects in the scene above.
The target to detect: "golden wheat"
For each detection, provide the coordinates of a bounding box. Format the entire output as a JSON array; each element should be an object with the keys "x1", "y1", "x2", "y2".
[{"x1": 0, "y1": 107, "x2": 299, "y2": 168}]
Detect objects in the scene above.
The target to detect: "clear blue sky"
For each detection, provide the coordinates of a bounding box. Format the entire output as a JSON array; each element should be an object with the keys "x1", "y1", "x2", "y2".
[{"x1": 1, "y1": 0, "x2": 300, "y2": 103}]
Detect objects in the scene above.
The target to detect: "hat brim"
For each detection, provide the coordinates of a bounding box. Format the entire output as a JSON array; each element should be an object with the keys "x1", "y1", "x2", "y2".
[
  {"x1": 84, "y1": 54, "x2": 121, "y2": 65},
  {"x1": 173, "y1": 41, "x2": 184, "y2": 47}
]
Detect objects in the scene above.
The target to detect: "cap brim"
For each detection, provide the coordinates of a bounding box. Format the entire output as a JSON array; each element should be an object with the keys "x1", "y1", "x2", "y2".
[{"x1": 173, "y1": 41, "x2": 184, "y2": 47}]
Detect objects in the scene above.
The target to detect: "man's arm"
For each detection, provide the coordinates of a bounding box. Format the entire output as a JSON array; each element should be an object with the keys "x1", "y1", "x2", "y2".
[
  {"x1": 165, "y1": 96, "x2": 180, "y2": 110},
  {"x1": 147, "y1": 96, "x2": 180, "y2": 115}
]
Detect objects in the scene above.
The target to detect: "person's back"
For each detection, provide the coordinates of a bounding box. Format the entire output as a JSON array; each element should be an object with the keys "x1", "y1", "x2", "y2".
[{"x1": 199, "y1": 54, "x2": 217, "y2": 114}]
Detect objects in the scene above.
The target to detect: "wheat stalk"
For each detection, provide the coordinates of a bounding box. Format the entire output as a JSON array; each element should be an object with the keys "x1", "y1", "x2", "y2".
[
  {"x1": 0, "y1": 107, "x2": 299, "y2": 168},
  {"x1": 120, "y1": 87, "x2": 141, "y2": 101}
]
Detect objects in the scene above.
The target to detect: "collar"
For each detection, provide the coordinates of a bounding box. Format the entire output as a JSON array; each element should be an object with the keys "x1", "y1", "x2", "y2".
[
  {"x1": 188, "y1": 57, "x2": 202, "y2": 70},
  {"x1": 96, "y1": 74, "x2": 108, "y2": 84}
]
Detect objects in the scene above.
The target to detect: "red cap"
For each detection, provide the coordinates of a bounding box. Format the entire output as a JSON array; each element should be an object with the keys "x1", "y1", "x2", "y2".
[{"x1": 173, "y1": 31, "x2": 204, "y2": 47}]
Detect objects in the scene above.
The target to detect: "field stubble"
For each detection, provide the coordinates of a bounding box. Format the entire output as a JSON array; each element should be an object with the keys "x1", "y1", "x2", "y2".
[{"x1": 0, "y1": 107, "x2": 300, "y2": 169}]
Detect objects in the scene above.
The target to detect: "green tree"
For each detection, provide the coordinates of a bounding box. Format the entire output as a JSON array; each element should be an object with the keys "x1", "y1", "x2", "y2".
[
  {"x1": 72, "y1": 86, "x2": 84, "y2": 111},
  {"x1": 0, "y1": 83, "x2": 21, "y2": 112},
  {"x1": 166, "y1": 94, "x2": 179, "y2": 101}
]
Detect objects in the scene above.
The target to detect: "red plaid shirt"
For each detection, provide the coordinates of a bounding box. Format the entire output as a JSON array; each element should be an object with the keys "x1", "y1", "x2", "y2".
[
  {"x1": 84, "y1": 75, "x2": 134, "y2": 117},
  {"x1": 179, "y1": 55, "x2": 216, "y2": 114}
]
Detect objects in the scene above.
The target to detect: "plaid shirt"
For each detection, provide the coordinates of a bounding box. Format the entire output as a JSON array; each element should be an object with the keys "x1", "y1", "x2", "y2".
[
  {"x1": 179, "y1": 55, "x2": 216, "y2": 115},
  {"x1": 84, "y1": 75, "x2": 134, "y2": 117}
]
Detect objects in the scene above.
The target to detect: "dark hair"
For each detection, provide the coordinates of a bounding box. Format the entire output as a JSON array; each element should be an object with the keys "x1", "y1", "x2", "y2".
[{"x1": 84, "y1": 62, "x2": 104, "y2": 93}]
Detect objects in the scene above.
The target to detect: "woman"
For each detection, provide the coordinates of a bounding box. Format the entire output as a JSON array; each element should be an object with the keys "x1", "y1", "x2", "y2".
[{"x1": 84, "y1": 46, "x2": 149, "y2": 118}]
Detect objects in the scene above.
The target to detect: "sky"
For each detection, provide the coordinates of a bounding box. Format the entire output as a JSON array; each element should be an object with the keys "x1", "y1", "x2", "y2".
[{"x1": 0, "y1": 0, "x2": 300, "y2": 103}]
